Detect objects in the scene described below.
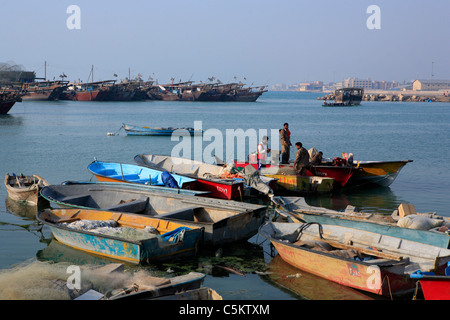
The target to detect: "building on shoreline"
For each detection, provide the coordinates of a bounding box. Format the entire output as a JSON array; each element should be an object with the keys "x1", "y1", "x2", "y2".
[
  {"x1": 413, "y1": 79, "x2": 450, "y2": 91},
  {"x1": 271, "y1": 78, "x2": 403, "y2": 93}
]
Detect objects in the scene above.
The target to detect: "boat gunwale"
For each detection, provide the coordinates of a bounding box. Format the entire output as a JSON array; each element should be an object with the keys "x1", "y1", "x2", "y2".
[
  {"x1": 37, "y1": 208, "x2": 202, "y2": 246},
  {"x1": 134, "y1": 154, "x2": 244, "y2": 186},
  {"x1": 87, "y1": 160, "x2": 197, "y2": 186},
  {"x1": 258, "y1": 223, "x2": 406, "y2": 268}
]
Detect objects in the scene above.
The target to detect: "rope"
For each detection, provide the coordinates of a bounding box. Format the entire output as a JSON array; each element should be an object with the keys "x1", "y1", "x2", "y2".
[
  {"x1": 295, "y1": 222, "x2": 324, "y2": 242},
  {"x1": 380, "y1": 274, "x2": 394, "y2": 300},
  {"x1": 107, "y1": 125, "x2": 124, "y2": 136}
]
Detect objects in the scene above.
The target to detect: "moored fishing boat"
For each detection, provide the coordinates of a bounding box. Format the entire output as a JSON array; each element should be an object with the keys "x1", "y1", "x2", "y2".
[
  {"x1": 0, "y1": 91, "x2": 22, "y2": 114},
  {"x1": 234, "y1": 161, "x2": 354, "y2": 188},
  {"x1": 261, "y1": 166, "x2": 334, "y2": 195},
  {"x1": 5, "y1": 173, "x2": 50, "y2": 205},
  {"x1": 321, "y1": 88, "x2": 364, "y2": 107},
  {"x1": 37, "y1": 208, "x2": 203, "y2": 264},
  {"x1": 87, "y1": 160, "x2": 197, "y2": 190},
  {"x1": 40, "y1": 181, "x2": 266, "y2": 246},
  {"x1": 134, "y1": 154, "x2": 247, "y2": 200},
  {"x1": 60, "y1": 80, "x2": 116, "y2": 101},
  {"x1": 122, "y1": 123, "x2": 203, "y2": 136},
  {"x1": 272, "y1": 196, "x2": 450, "y2": 249},
  {"x1": 346, "y1": 159, "x2": 413, "y2": 187},
  {"x1": 258, "y1": 221, "x2": 450, "y2": 297},
  {"x1": 17, "y1": 80, "x2": 69, "y2": 100}
]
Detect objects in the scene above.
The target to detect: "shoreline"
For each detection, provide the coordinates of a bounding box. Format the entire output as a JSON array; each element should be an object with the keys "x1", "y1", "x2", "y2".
[{"x1": 318, "y1": 89, "x2": 450, "y2": 102}]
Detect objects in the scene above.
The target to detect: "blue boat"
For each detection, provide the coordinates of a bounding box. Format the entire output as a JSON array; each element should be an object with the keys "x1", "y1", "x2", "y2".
[
  {"x1": 122, "y1": 123, "x2": 203, "y2": 136},
  {"x1": 37, "y1": 208, "x2": 203, "y2": 264},
  {"x1": 87, "y1": 160, "x2": 197, "y2": 190},
  {"x1": 272, "y1": 196, "x2": 450, "y2": 249}
]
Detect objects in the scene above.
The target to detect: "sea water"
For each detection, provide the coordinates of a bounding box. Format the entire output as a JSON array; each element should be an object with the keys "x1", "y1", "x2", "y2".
[{"x1": 1, "y1": 91, "x2": 449, "y2": 300}]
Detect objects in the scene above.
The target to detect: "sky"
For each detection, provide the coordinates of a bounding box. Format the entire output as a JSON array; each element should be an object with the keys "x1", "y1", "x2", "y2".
[{"x1": 1, "y1": 0, "x2": 449, "y2": 86}]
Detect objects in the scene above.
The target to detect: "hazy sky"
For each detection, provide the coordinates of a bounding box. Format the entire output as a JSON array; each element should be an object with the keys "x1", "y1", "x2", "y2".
[{"x1": 1, "y1": 0, "x2": 449, "y2": 85}]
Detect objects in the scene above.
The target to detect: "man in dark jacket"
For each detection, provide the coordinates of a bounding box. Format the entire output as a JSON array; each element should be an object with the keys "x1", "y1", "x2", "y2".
[
  {"x1": 294, "y1": 142, "x2": 309, "y2": 176},
  {"x1": 280, "y1": 123, "x2": 292, "y2": 164}
]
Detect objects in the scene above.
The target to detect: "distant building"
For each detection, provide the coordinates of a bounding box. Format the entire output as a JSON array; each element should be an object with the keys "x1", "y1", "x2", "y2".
[
  {"x1": 342, "y1": 78, "x2": 374, "y2": 90},
  {"x1": 298, "y1": 81, "x2": 323, "y2": 91},
  {"x1": 413, "y1": 79, "x2": 450, "y2": 91}
]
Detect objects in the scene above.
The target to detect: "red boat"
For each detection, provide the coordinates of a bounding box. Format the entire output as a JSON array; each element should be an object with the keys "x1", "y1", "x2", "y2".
[
  {"x1": 234, "y1": 161, "x2": 356, "y2": 188},
  {"x1": 411, "y1": 265, "x2": 450, "y2": 300},
  {"x1": 61, "y1": 80, "x2": 115, "y2": 101},
  {"x1": 134, "y1": 154, "x2": 247, "y2": 200}
]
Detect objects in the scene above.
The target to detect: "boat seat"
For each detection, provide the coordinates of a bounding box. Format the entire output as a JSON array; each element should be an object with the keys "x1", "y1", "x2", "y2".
[
  {"x1": 61, "y1": 194, "x2": 98, "y2": 207},
  {"x1": 104, "y1": 197, "x2": 149, "y2": 213},
  {"x1": 158, "y1": 206, "x2": 203, "y2": 221},
  {"x1": 109, "y1": 174, "x2": 141, "y2": 181},
  {"x1": 98, "y1": 169, "x2": 117, "y2": 176}
]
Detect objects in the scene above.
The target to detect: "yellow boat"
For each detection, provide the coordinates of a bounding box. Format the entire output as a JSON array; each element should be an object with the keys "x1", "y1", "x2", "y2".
[{"x1": 37, "y1": 208, "x2": 203, "y2": 264}]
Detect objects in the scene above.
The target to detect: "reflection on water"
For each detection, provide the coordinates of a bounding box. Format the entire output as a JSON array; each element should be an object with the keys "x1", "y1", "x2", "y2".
[
  {"x1": 262, "y1": 254, "x2": 376, "y2": 300},
  {"x1": 0, "y1": 114, "x2": 23, "y2": 126},
  {"x1": 37, "y1": 236, "x2": 268, "y2": 278},
  {"x1": 5, "y1": 197, "x2": 50, "y2": 221},
  {"x1": 305, "y1": 186, "x2": 404, "y2": 214}
]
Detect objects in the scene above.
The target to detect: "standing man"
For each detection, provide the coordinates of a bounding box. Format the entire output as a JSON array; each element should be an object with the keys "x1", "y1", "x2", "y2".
[
  {"x1": 294, "y1": 142, "x2": 309, "y2": 176},
  {"x1": 257, "y1": 136, "x2": 271, "y2": 169},
  {"x1": 280, "y1": 123, "x2": 292, "y2": 164}
]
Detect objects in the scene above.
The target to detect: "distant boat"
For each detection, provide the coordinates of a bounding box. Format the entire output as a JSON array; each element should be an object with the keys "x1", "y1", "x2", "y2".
[
  {"x1": 87, "y1": 160, "x2": 197, "y2": 190},
  {"x1": 40, "y1": 181, "x2": 267, "y2": 246},
  {"x1": 5, "y1": 173, "x2": 50, "y2": 205},
  {"x1": 322, "y1": 88, "x2": 364, "y2": 107},
  {"x1": 259, "y1": 221, "x2": 450, "y2": 297},
  {"x1": 60, "y1": 80, "x2": 116, "y2": 101},
  {"x1": 122, "y1": 123, "x2": 203, "y2": 136},
  {"x1": 17, "y1": 80, "x2": 68, "y2": 101},
  {"x1": 37, "y1": 208, "x2": 203, "y2": 264}
]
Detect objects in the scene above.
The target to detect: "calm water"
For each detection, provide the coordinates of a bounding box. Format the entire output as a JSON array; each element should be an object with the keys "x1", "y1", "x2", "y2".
[{"x1": 1, "y1": 91, "x2": 449, "y2": 300}]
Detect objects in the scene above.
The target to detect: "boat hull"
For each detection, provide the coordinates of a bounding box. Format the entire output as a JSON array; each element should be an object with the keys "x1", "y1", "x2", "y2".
[
  {"x1": 37, "y1": 208, "x2": 203, "y2": 264},
  {"x1": 274, "y1": 199, "x2": 450, "y2": 249},
  {"x1": 259, "y1": 222, "x2": 450, "y2": 297},
  {"x1": 418, "y1": 278, "x2": 450, "y2": 300},
  {"x1": 347, "y1": 160, "x2": 413, "y2": 187},
  {"x1": 88, "y1": 161, "x2": 197, "y2": 190},
  {"x1": 234, "y1": 162, "x2": 354, "y2": 188},
  {"x1": 270, "y1": 238, "x2": 411, "y2": 296},
  {"x1": 134, "y1": 154, "x2": 245, "y2": 200},
  {"x1": 0, "y1": 101, "x2": 16, "y2": 114},
  {"x1": 5, "y1": 174, "x2": 50, "y2": 205},
  {"x1": 123, "y1": 124, "x2": 203, "y2": 136},
  {"x1": 263, "y1": 174, "x2": 334, "y2": 194},
  {"x1": 40, "y1": 182, "x2": 266, "y2": 246}
]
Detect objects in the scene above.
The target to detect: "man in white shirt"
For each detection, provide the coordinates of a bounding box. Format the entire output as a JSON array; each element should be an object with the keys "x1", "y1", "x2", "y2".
[{"x1": 257, "y1": 136, "x2": 271, "y2": 169}]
